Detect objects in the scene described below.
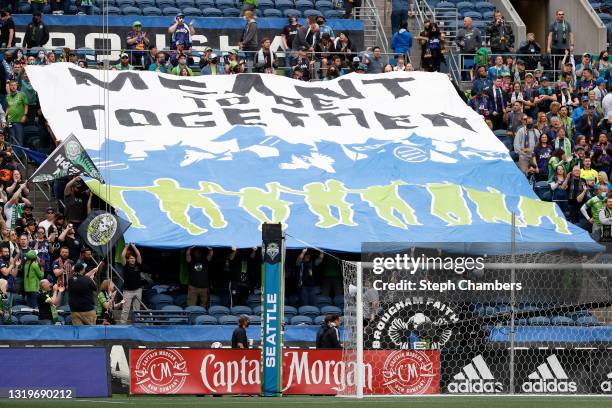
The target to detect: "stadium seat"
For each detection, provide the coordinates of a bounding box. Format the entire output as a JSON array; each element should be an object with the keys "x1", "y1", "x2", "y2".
[
  {"x1": 138, "y1": 0, "x2": 156, "y2": 6},
  {"x1": 11, "y1": 305, "x2": 34, "y2": 316},
  {"x1": 209, "y1": 294, "x2": 222, "y2": 305},
  {"x1": 173, "y1": 294, "x2": 187, "y2": 307},
  {"x1": 528, "y1": 316, "x2": 551, "y2": 326},
  {"x1": 183, "y1": 6, "x2": 203, "y2": 15},
  {"x1": 203, "y1": 7, "x2": 223, "y2": 16},
  {"x1": 284, "y1": 8, "x2": 301, "y2": 17},
  {"x1": 315, "y1": 295, "x2": 332, "y2": 307},
  {"x1": 598, "y1": 13, "x2": 612, "y2": 25},
  {"x1": 194, "y1": 315, "x2": 218, "y2": 325},
  {"x1": 152, "y1": 294, "x2": 174, "y2": 307},
  {"x1": 320, "y1": 305, "x2": 342, "y2": 315},
  {"x1": 287, "y1": 294, "x2": 299, "y2": 307},
  {"x1": 291, "y1": 315, "x2": 312, "y2": 325},
  {"x1": 295, "y1": 0, "x2": 314, "y2": 12},
  {"x1": 101, "y1": 5, "x2": 122, "y2": 14},
  {"x1": 482, "y1": 10, "x2": 494, "y2": 20},
  {"x1": 313, "y1": 315, "x2": 326, "y2": 325},
  {"x1": 264, "y1": 8, "x2": 282, "y2": 17},
  {"x1": 324, "y1": 9, "x2": 343, "y2": 18},
  {"x1": 475, "y1": 1, "x2": 494, "y2": 12},
  {"x1": 142, "y1": 6, "x2": 163, "y2": 15},
  {"x1": 476, "y1": 306, "x2": 496, "y2": 315},
  {"x1": 162, "y1": 304, "x2": 183, "y2": 311},
  {"x1": 551, "y1": 316, "x2": 574, "y2": 326},
  {"x1": 19, "y1": 314, "x2": 40, "y2": 325},
  {"x1": 252, "y1": 305, "x2": 262, "y2": 315},
  {"x1": 11, "y1": 293, "x2": 24, "y2": 305},
  {"x1": 122, "y1": 5, "x2": 142, "y2": 14},
  {"x1": 185, "y1": 305, "x2": 206, "y2": 323},
  {"x1": 247, "y1": 294, "x2": 261, "y2": 305},
  {"x1": 275, "y1": 0, "x2": 295, "y2": 12},
  {"x1": 248, "y1": 315, "x2": 261, "y2": 325},
  {"x1": 163, "y1": 6, "x2": 181, "y2": 15},
  {"x1": 219, "y1": 315, "x2": 239, "y2": 325},
  {"x1": 284, "y1": 305, "x2": 298, "y2": 318},
  {"x1": 575, "y1": 315, "x2": 599, "y2": 326},
  {"x1": 208, "y1": 305, "x2": 230, "y2": 318},
  {"x1": 455, "y1": 1, "x2": 473, "y2": 11},
  {"x1": 177, "y1": 0, "x2": 196, "y2": 7},
  {"x1": 215, "y1": 0, "x2": 234, "y2": 9},
  {"x1": 59, "y1": 305, "x2": 70, "y2": 313},
  {"x1": 463, "y1": 11, "x2": 482, "y2": 20},
  {"x1": 116, "y1": 0, "x2": 135, "y2": 7},
  {"x1": 196, "y1": 0, "x2": 215, "y2": 7},
  {"x1": 257, "y1": 0, "x2": 274, "y2": 10},
  {"x1": 222, "y1": 7, "x2": 240, "y2": 16},
  {"x1": 157, "y1": 0, "x2": 175, "y2": 8},
  {"x1": 315, "y1": 0, "x2": 332, "y2": 12},
  {"x1": 533, "y1": 181, "x2": 552, "y2": 201},
  {"x1": 231, "y1": 305, "x2": 252, "y2": 316},
  {"x1": 303, "y1": 9, "x2": 322, "y2": 17},
  {"x1": 298, "y1": 305, "x2": 320, "y2": 318},
  {"x1": 333, "y1": 295, "x2": 344, "y2": 307}
]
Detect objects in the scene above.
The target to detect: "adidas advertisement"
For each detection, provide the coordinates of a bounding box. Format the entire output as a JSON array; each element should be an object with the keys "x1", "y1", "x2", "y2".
[
  {"x1": 441, "y1": 350, "x2": 508, "y2": 394},
  {"x1": 516, "y1": 351, "x2": 587, "y2": 394},
  {"x1": 592, "y1": 349, "x2": 612, "y2": 394}
]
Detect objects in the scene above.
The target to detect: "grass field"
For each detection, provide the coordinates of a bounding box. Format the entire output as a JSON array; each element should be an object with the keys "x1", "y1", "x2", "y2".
[{"x1": 1, "y1": 395, "x2": 611, "y2": 408}]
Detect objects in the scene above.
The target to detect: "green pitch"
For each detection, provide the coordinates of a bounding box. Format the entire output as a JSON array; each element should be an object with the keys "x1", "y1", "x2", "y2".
[{"x1": 1, "y1": 395, "x2": 610, "y2": 408}]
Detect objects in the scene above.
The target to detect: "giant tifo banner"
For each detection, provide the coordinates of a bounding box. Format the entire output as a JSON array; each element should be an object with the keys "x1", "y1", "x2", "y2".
[
  {"x1": 27, "y1": 64, "x2": 596, "y2": 251},
  {"x1": 12, "y1": 16, "x2": 364, "y2": 61},
  {"x1": 130, "y1": 349, "x2": 440, "y2": 395}
]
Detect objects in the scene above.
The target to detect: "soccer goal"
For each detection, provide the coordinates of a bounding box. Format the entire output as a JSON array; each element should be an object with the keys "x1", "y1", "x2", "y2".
[{"x1": 339, "y1": 244, "x2": 612, "y2": 397}]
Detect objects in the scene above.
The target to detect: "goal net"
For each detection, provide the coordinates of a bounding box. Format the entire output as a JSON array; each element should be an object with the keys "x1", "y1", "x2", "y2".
[{"x1": 339, "y1": 244, "x2": 612, "y2": 397}]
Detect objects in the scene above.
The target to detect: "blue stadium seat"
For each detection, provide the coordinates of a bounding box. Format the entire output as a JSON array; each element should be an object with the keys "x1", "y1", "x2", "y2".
[
  {"x1": 101, "y1": 5, "x2": 122, "y2": 14},
  {"x1": 12, "y1": 305, "x2": 33, "y2": 316},
  {"x1": 222, "y1": 7, "x2": 240, "y2": 16},
  {"x1": 252, "y1": 305, "x2": 262, "y2": 315},
  {"x1": 157, "y1": 0, "x2": 175, "y2": 8},
  {"x1": 314, "y1": 315, "x2": 326, "y2": 325},
  {"x1": 475, "y1": 1, "x2": 494, "y2": 12},
  {"x1": 575, "y1": 315, "x2": 599, "y2": 326},
  {"x1": 142, "y1": 6, "x2": 163, "y2": 15},
  {"x1": 298, "y1": 305, "x2": 320, "y2": 318},
  {"x1": 203, "y1": 7, "x2": 223, "y2": 16},
  {"x1": 476, "y1": 306, "x2": 496, "y2": 315},
  {"x1": 219, "y1": 315, "x2": 239, "y2": 325},
  {"x1": 185, "y1": 305, "x2": 207, "y2": 314},
  {"x1": 463, "y1": 11, "x2": 482, "y2": 20},
  {"x1": 276, "y1": 0, "x2": 294, "y2": 12},
  {"x1": 436, "y1": 1, "x2": 455, "y2": 9},
  {"x1": 162, "y1": 304, "x2": 183, "y2": 311},
  {"x1": 215, "y1": 0, "x2": 234, "y2": 9},
  {"x1": 18, "y1": 3, "x2": 31, "y2": 13},
  {"x1": 482, "y1": 10, "x2": 494, "y2": 20},
  {"x1": 456, "y1": 1, "x2": 473, "y2": 11},
  {"x1": 599, "y1": 13, "x2": 612, "y2": 26},
  {"x1": 533, "y1": 181, "x2": 552, "y2": 201},
  {"x1": 303, "y1": 8, "x2": 322, "y2": 17},
  {"x1": 94, "y1": 0, "x2": 117, "y2": 6},
  {"x1": 528, "y1": 316, "x2": 551, "y2": 326},
  {"x1": 194, "y1": 315, "x2": 218, "y2": 325},
  {"x1": 183, "y1": 6, "x2": 203, "y2": 15},
  {"x1": 138, "y1": 0, "x2": 156, "y2": 7},
  {"x1": 315, "y1": 0, "x2": 332, "y2": 12},
  {"x1": 551, "y1": 316, "x2": 574, "y2": 326},
  {"x1": 177, "y1": 0, "x2": 196, "y2": 7},
  {"x1": 209, "y1": 294, "x2": 222, "y2": 306},
  {"x1": 284, "y1": 8, "x2": 301, "y2": 17},
  {"x1": 208, "y1": 305, "x2": 230, "y2": 318},
  {"x1": 247, "y1": 294, "x2": 261, "y2": 305},
  {"x1": 264, "y1": 8, "x2": 282, "y2": 17},
  {"x1": 320, "y1": 305, "x2": 342, "y2": 315},
  {"x1": 248, "y1": 315, "x2": 261, "y2": 325},
  {"x1": 152, "y1": 293, "x2": 174, "y2": 306},
  {"x1": 257, "y1": 0, "x2": 274, "y2": 10},
  {"x1": 231, "y1": 305, "x2": 252, "y2": 316},
  {"x1": 122, "y1": 5, "x2": 142, "y2": 14},
  {"x1": 91, "y1": 5, "x2": 101, "y2": 13},
  {"x1": 116, "y1": 0, "x2": 135, "y2": 7},
  {"x1": 59, "y1": 305, "x2": 71, "y2": 313},
  {"x1": 174, "y1": 294, "x2": 187, "y2": 307},
  {"x1": 291, "y1": 315, "x2": 312, "y2": 325},
  {"x1": 295, "y1": 0, "x2": 313, "y2": 12},
  {"x1": 333, "y1": 295, "x2": 344, "y2": 307},
  {"x1": 19, "y1": 314, "x2": 39, "y2": 325},
  {"x1": 324, "y1": 9, "x2": 343, "y2": 18},
  {"x1": 196, "y1": 0, "x2": 215, "y2": 7},
  {"x1": 163, "y1": 6, "x2": 181, "y2": 15},
  {"x1": 284, "y1": 305, "x2": 298, "y2": 318}
]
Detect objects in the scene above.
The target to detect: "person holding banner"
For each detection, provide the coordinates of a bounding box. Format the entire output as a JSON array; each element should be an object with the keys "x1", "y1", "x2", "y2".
[
  {"x1": 186, "y1": 246, "x2": 212, "y2": 308},
  {"x1": 68, "y1": 260, "x2": 105, "y2": 325},
  {"x1": 120, "y1": 243, "x2": 144, "y2": 323}
]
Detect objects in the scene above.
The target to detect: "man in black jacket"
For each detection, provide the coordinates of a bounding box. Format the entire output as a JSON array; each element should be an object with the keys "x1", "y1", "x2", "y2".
[
  {"x1": 24, "y1": 11, "x2": 49, "y2": 49},
  {"x1": 239, "y1": 10, "x2": 257, "y2": 65},
  {"x1": 318, "y1": 314, "x2": 341, "y2": 349},
  {"x1": 486, "y1": 10, "x2": 514, "y2": 55}
]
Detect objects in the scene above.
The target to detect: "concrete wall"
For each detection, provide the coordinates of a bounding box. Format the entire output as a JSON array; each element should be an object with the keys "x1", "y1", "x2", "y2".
[
  {"x1": 548, "y1": 0, "x2": 606, "y2": 55},
  {"x1": 491, "y1": 0, "x2": 527, "y2": 49}
]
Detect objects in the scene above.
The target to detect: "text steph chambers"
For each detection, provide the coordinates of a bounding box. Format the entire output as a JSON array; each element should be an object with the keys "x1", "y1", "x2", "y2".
[{"x1": 373, "y1": 279, "x2": 523, "y2": 292}]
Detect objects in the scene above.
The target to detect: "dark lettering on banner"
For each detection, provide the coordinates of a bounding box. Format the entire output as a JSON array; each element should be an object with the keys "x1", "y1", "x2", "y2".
[
  {"x1": 67, "y1": 104, "x2": 104, "y2": 130},
  {"x1": 231, "y1": 74, "x2": 303, "y2": 108},
  {"x1": 362, "y1": 77, "x2": 415, "y2": 98},
  {"x1": 182, "y1": 95, "x2": 209, "y2": 109},
  {"x1": 271, "y1": 107, "x2": 310, "y2": 127},
  {"x1": 158, "y1": 76, "x2": 212, "y2": 96},
  {"x1": 115, "y1": 109, "x2": 161, "y2": 127},
  {"x1": 338, "y1": 78, "x2": 366, "y2": 99},
  {"x1": 223, "y1": 108, "x2": 265, "y2": 126},
  {"x1": 294, "y1": 85, "x2": 360, "y2": 111},
  {"x1": 375, "y1": 112, "x2": 417, "y2": 130},
  {"x1": 68, "y1": 67, "x2": 148, "y2": 91},
  {"x1": 319, "y1": 108, "x2": 369, "y2": 128},
  {"x1": 168, "y1": 112, "x2": 215, "y2": 128},
  {"x1": 216, "y1": 95, "x2": 250, "y2": 106},
  {"x1": 422, "y1": 112, "x2": 475, "y2": 133}
]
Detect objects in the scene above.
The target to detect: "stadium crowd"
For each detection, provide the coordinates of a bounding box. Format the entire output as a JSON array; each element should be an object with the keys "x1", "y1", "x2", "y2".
[{"x1": 0, "y1": 4, "x2": 611, "y2": 327}]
